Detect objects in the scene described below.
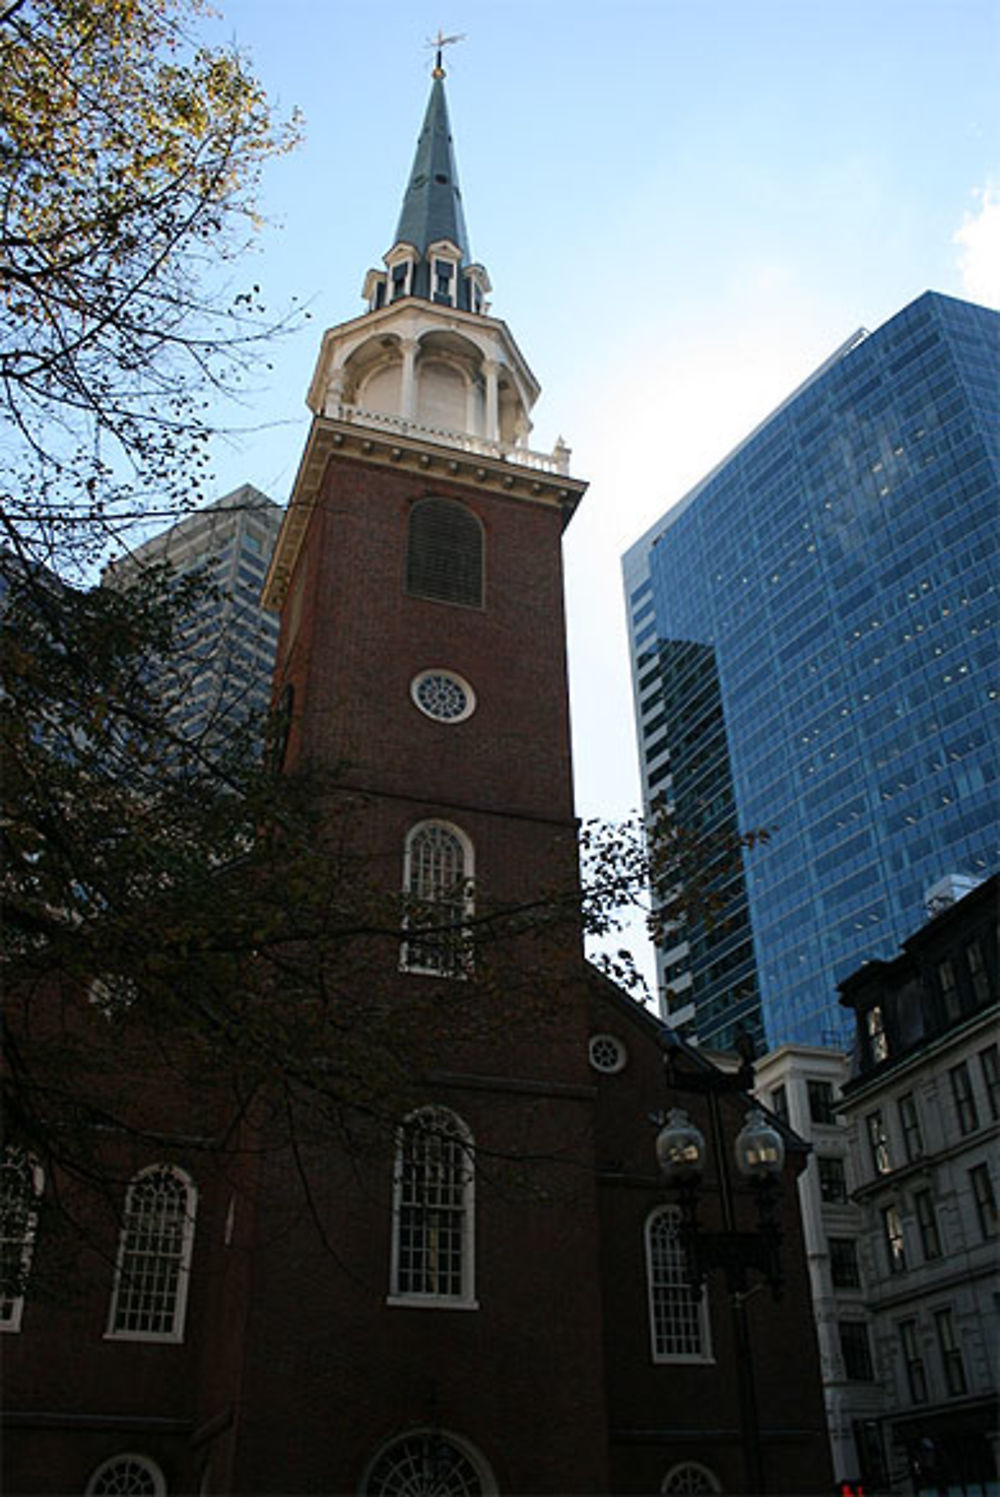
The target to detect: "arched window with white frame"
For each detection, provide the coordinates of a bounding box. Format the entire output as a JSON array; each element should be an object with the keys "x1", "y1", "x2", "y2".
[
  {"x1": 361, "y1": 1428, "x2": 496, "y2": 1496},
  {"x1": 85, "y1": 1453, "x2": 167, "y2": 1496},
  {"x1": 401, "y1": 821, "x2": 474, "y2": 977},
  {"x1": 661, "y1": 1460, "x2": 722, "y2": 1493},
  {"x1": 389, "y1": 1107, "x2": 476, "y2": 1307},
  {"x1": 646, "y1": 1204, "x2": 712, "y2": 1363},
  {"x1": 106, "y1": 1165, "x2": 196, "y2": 1342},
  {"x1": 1, "y1": 1150, "x2": 44, "y2": 1332}
]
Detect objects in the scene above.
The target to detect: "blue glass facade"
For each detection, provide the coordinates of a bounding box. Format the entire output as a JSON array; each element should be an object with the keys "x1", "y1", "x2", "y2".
[{"x1": 623, "y1": 292, "x2": 998, "y2": 1050}]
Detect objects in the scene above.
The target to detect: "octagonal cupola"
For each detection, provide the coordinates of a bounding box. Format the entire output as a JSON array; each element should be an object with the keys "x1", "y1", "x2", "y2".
[{"x1": 305, "y1": 58, "x2": 561, "y2": 466}]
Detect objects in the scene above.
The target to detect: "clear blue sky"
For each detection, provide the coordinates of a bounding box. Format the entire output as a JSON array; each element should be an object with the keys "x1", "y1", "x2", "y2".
[{"x1": 196, "y1": 0, "x2": 1000, "y2": 890}]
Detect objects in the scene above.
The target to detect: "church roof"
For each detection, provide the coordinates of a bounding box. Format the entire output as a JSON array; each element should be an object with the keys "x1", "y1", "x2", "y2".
[{"x1": 392, "y1": 70, "x2": 470, "y2": 262}]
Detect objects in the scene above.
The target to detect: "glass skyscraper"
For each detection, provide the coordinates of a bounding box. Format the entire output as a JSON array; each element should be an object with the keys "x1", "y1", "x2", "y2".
[
  {"x1": 106, "y1": 484, "x2": 284, "y2": 754},
  {"x1": 623, "y1": 292, "x2": 998, "y2": 1051}
]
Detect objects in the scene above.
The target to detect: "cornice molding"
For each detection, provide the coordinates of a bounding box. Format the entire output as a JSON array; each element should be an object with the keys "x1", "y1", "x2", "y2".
[{"x1": 262, "y1": 417, "x2": 587, "y2": 610}]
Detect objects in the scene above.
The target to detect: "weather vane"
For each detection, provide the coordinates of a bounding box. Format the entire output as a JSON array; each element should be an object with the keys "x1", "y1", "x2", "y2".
[{"x1": 426, "y1": 29, "x2": 465, "y2": 78}]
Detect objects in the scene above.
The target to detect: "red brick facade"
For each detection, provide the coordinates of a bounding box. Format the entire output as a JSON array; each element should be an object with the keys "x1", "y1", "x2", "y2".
[{"x1": 3, "y1": 442, "x2": 832, "y2": 1495}]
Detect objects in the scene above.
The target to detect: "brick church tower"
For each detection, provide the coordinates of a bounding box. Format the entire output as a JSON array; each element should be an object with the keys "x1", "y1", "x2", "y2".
[
  {"x1": 238, "y1": 53, "x2": 610, "y2": 1493},
  {"x1": 3, "y1": 56, "x2": 834, "y2": 1497}
]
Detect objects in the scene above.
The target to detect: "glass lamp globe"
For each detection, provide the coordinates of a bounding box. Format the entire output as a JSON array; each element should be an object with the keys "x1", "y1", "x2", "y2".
[
  {"x1": 655, "y1": 1108, "x2": 706, "y2": 1182},
  {"x1": 734, "y1": 1107, "x2": 786, "y2": 1179}
]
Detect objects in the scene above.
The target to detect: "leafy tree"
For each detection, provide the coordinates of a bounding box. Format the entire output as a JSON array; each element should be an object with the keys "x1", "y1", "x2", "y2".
[
  {"x1": 0, "y1": 0, "x2": 300, "y2": 570},
  {"x1": 0, "y1": 1, "x2": 769, "y2": 1290}
]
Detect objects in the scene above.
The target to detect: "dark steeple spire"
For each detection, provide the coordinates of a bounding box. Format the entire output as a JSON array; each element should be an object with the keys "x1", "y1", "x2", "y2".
[{"x1": 393, "y1": 68, "x2": 470, "y2": 263}]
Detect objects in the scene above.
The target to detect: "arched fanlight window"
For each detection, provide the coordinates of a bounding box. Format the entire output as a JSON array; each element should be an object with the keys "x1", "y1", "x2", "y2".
[
  {"x1": 406, "y1": 498, "x2": 483, "y2": 608},
  {"x1": 661, "y1": 1460, "x2": 722, "y2": 1494},
  {"x1": 361, "y1": 1429, "x2": 496, "y2": 1496},
  {"x1": 389, "y1": 1108, "x2": 476, "y2": 1306},
  {"x1": 401, "y1": 821, "x2": 474, "y2": 977},
  {"x1": 106, "y1": 1165, "x2": 196, "y2": 1342},
  {"x1": 645, "y1": 1205, "x2": 712, "y2": 1363},
  {"x1": 0, "y1": 1150, "x2": 44, "y2": 1332},
  {"x1": 85, "y1": 1453, "x2": 167, "y2": 1496}
]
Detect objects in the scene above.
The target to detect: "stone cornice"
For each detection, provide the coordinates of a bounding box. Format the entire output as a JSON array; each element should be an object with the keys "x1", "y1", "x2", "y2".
[{"x1": 261, "y1": 416, "x2": 587, "y2": 611}]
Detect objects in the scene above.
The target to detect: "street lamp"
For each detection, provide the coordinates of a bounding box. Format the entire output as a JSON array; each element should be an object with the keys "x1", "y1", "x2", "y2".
[
  {"x1": 655, "y1": 1104, "x2": 785, "y2": 1299},
  {"x1": 654, "y1": 1053, "x2": 788, "y2": 1494}
]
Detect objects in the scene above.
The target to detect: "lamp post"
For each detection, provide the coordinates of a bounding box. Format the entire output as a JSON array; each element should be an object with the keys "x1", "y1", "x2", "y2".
[{"x1": 654, "y1": 1053, "x2": 787, "y2": 1495}]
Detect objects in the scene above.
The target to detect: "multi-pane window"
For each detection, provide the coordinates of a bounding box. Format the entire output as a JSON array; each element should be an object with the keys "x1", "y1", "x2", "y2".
[
  {"x1": 401, "y1": 822, "x2": 473, "y2": 977},
  {"x1": 839, "y1": 1320, "x2": 875, "y2": 1381},
  {"x1": 390, "y1": 1109, "x2": 474, "y2": 1304},
  {"x1": 866, "y1": 1111, "x2": 892, "y2": 1175},
  {"x1": 900, "y1": 1320, "x2": 928, "y2": 1403},
  {"x1": 979, "y1": 1043, "x2": 1000, "y2": 1121},
  {"x1": 661, "y1": 1463, "x2": 722, "y2": 1494},
  {"x1": 0, "y1": 1152, "x2": 43, "y2": 1332},
  {"x1": 106, "y1": 1165, "x2": 196, "y2": 1340},
  {"x1": 882, "y1": 1205, "x2": 906, "y2": 1274},
  {"x1": 808, "y1": 1079, "x2": 837, "y2": 1125},
  {"x1": 818, "y1": 1155, "x2": 848, "y2": 1204},
  {"x1": 913, "y1": 1189, "x2": 942, "y2": 1260},
  {"x1": 938, "y1": 958, "x2": 960, "y2": 1019},
  {"x1": 406, "y1": 498, "x2": 484, "y2": 608},
  {"x1": 85, "y1": 1455, "x2": 167, "y2": 1496},
  {"x1": 934, "y1": 1308, "x2": 967, "y2": 1396},
  {"x1": 898, "y1": 1093, "x2": 924, "y2": 1162},
  {"x1": 865, "y1": 1005, "x2": 889, "y2": 1064},
  {"x1": 965, "y1": 939, "x2": 991, "y2": 1005},
  {"x1": 770, "y1": 1085, "x2": 788, "y2": 1124},
  {"x1": 363, "y1": 1432, "x2": 489, "y2": 1497},
  {"x1": 969, "y1": 1163, "x2": 998, "y2": 1239},
  {"x1": 829, "y1": 1236, "x2": 861, "y2": 1288},
  {"x1": 646, "y1": 1205, "x2": 711, "y2": 1362},
  {"x1": 949, "y1": 1061, "x2": 979, "y2": 1135}
]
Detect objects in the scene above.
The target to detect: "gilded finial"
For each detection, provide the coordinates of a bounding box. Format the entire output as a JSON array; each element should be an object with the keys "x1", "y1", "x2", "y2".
[{"x1": 426, "y1": 28, "x2": 466, "y2": 78}]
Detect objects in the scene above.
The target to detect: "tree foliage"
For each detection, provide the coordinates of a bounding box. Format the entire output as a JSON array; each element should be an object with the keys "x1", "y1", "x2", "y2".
[
  {"x1": 0, "y1": 0, "x2": 300, "y2": 568},
  {"x1": 1, "y1": 560, "x2": 765, "y2": 1182},
  {"x1": 0, "y1": 1, "x2": 770, "y2": 1283}
]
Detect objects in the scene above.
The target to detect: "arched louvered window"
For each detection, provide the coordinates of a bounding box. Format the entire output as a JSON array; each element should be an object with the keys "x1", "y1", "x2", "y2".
[
  {"x1": 85, "y1": 1454, "x2": 166, "y2": 1496},
  {"x1": 0, "y1": 1151, "x2": 43, "y2": 1332},
  {"x1": 402, "y1": 821, "x2": 474, "y2": 977},
  {"x1": 106, "y1": 1165, "x2": 196, "y2": 1342},
  {"x1": 646, "y1": 1205, "x2": 711, "y2": 1362},
  {"x1": 406, "y1": 498, "x2": 483, "y2": 608},
  {"x1": 389, "y1": 1108, "x2": 476, "y2": 1306},
  {"x1": 362, "y1": 1430, "x2": 495, "y2": 1496}
]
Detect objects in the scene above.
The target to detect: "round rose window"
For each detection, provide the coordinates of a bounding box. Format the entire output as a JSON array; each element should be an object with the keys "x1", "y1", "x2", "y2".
[{"x1": 411, "y1": 670, "x2": 476, "y2": 723}]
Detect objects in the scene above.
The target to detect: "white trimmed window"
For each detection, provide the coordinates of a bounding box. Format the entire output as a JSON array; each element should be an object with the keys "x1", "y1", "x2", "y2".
[
  {"x1": 646, "y1": 1205, "x2": 711, "y2": 1362},
  {"x1": 106, "y1": 1165, "x2": 196, "y2": 1342},
  {"x1": 0, "y1": 1151, "x2": 43, "y2": 1332},
  {"x1": 588, "y1": 1033, "x2": 628, "y2": 1074},
  {"x1": 362, "y1": 1429, "x2": 496, "y2": 1495},
  {"x1": 85, "y1": 1454, "x2": 166, "y2": 1496},
  {"x1": 661, "y1": 1461, "x2": 722, "y2": 1494},
  {"x1": 401, "y1": 821, "x2": 474, "y2": 977},
  {"x1": 389, "y1": 1108, "x2": 476, "y2": 1307},
  {"x1": 387, "y1": 250, "x2": 415, "y2": 303}
]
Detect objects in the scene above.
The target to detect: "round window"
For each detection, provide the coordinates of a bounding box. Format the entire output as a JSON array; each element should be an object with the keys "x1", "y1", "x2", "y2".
[
  {"x1": 588, "y1": 1033, "x2": 627, "y2": 1074},
  {"x1": 411, "y1": 670, "x2": 476, "y2": 723}
]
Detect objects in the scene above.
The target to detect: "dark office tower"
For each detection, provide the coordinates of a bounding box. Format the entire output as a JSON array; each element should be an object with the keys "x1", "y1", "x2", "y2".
[{"x1": 623, "y1": 292, "x2": 998, "y2": 1051}]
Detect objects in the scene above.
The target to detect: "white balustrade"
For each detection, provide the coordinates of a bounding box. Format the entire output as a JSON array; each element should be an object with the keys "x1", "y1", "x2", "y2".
[{"x1": 326, "y1": 403, "x2": 570, "y2": 475}]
